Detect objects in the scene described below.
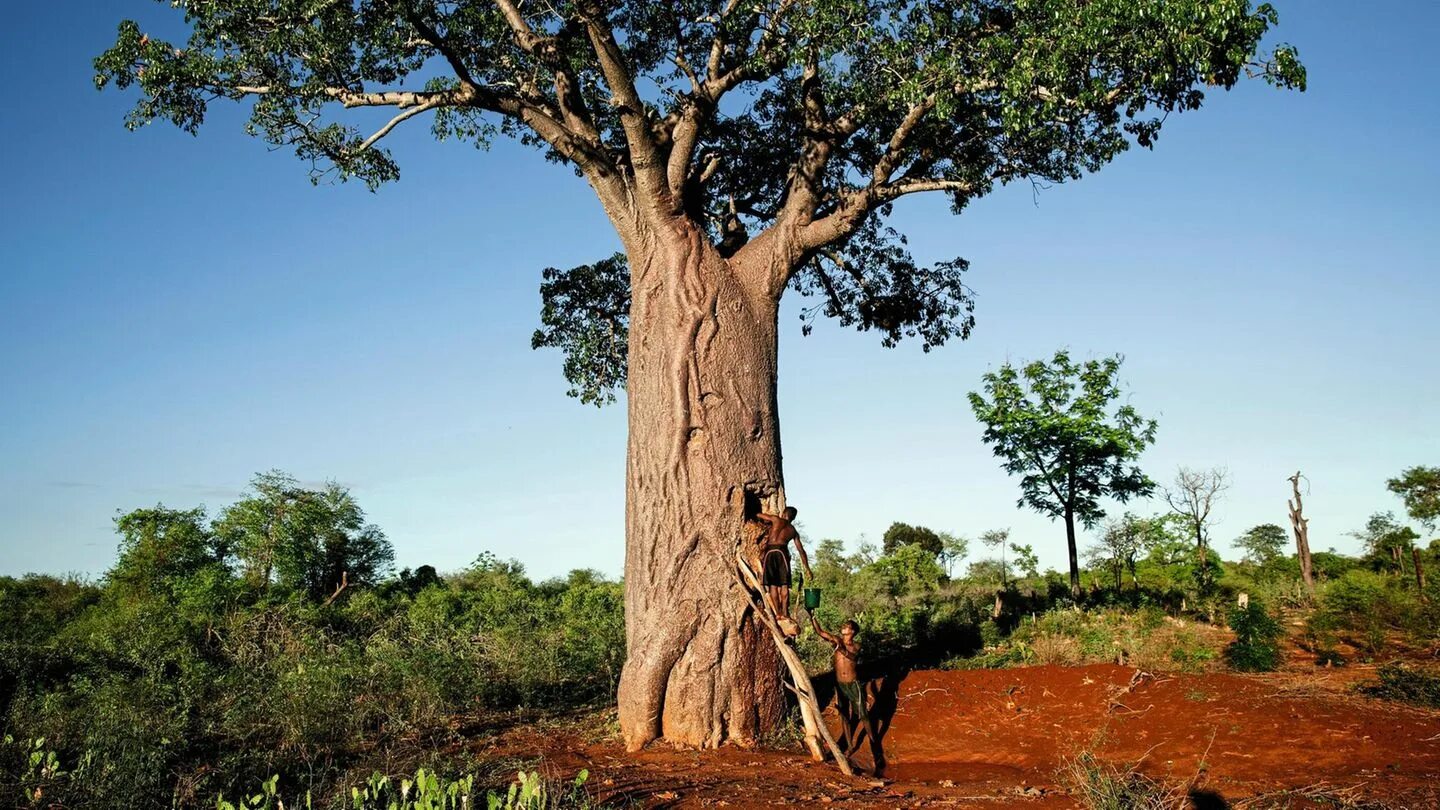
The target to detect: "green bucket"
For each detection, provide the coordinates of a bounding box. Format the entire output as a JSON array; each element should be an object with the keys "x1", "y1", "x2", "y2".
[{"x1": 803, "y1": 587, "x2": 822, "y2": 610}]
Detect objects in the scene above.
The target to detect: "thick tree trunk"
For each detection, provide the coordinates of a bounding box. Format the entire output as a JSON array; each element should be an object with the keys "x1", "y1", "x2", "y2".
[
  {"x1": 616, "y1": 226, "x2": 787, "y2": 751},
  {"x1": 1064, "y1": 507, "x2": 1080, "y2": 599}
]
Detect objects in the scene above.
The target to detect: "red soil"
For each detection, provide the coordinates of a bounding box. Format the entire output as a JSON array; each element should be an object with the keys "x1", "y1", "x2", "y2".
[{"x1": 476, "y1": 663, "x2": 1440, "y2": 808}]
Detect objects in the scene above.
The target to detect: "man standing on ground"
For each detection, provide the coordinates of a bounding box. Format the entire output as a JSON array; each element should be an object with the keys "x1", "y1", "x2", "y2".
[
  {"x1": 754, "y1": 506, "x2": 810, "y2": 636},
  {"x1": 810, "y1": 614, "x2": 885, "y2": 777}
]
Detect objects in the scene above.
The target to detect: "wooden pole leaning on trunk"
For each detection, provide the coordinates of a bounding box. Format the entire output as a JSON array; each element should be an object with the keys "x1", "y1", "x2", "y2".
[
  {"x1": 1288, "y1": 471, "x2": 1315, "y2": 598},
  {"x1": 733, "y1": 550, "x2": 855, "y2": 777}
]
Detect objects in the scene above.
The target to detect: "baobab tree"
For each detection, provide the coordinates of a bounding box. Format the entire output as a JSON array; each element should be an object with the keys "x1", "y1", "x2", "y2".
[{"x1": 95, "y1": 0, "x2": 1304, "y2": 750}]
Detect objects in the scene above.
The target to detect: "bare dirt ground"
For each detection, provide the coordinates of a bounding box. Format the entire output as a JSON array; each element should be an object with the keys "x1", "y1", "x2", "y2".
[{"x1": 467, "y1": 659, "x2": 1440, "y2": 809}]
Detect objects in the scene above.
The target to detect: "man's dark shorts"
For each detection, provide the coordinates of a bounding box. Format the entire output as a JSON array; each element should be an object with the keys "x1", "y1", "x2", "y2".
[
  {"x1": 836, "y1": 679, "x2": 869, "y2": 722},
  {"x1": 761, "y1": 547, "x2": 791, "y2": 586}
]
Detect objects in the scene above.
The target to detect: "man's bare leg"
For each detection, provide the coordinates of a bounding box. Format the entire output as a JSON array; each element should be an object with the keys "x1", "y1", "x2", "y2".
[
  {"x1": 768, "y1": 584, "x2": 788, "y2": 619},
  {"x1": 859, "y1": 716, "x2": 885, "y2": 777}
]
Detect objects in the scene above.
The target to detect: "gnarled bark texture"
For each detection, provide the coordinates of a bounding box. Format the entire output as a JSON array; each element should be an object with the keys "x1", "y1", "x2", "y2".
[{"x1": 616, "y1": 222, "x2": 788, "y2": 750}]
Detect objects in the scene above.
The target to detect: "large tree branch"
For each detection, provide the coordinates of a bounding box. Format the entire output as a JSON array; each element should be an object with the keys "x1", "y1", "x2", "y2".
[
  {"x1": 490, "y1": 0, "x2": 602, "y2": 143},
  {"x1": 355, "y1": 99, "x2": 441, "y2": 152},
  {"x1": 492, "y1": 0, "x2": 548, "y2": 52},
  {"x1": 404, "y1": 10, "x2": 477, "y2": 89},
  {"x1": 666, "y1": 0, "x2": 800, "y2": 201},
  {"x1": 578, "y1": 5, "x2": 669, "y2": 210}
]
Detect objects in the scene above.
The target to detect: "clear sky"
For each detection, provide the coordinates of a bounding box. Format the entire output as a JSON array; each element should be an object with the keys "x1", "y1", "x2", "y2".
[{"x1": 2, "y1": 2, "x2": 1436, "y2": 582}]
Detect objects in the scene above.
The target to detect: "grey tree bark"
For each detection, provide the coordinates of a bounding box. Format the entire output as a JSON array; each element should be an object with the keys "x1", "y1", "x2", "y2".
[{"x1": 1288, "y1": 471, "x2": 1315, "y2": 597}]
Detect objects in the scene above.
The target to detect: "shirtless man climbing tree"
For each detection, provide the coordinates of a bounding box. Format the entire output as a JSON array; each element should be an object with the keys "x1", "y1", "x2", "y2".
[
  {"x1": 811, "y1": 614, "x2": 885, "y2": 778},
  {"x1": 754, "y1": 507, "x2": 810, "y2": 636}
]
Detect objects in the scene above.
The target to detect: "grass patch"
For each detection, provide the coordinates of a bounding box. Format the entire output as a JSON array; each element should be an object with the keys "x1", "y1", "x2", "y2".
[{"x1": 1061, "y1": 753, "x2": 1187, "y2": 810}]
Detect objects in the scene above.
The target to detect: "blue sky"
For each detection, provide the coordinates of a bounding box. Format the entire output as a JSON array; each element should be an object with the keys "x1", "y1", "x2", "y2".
[{"x1": 2, "y1": 2, "x2": 1436, "y2": 581}]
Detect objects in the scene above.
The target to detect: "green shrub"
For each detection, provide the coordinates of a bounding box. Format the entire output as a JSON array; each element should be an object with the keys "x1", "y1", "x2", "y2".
[
  {"x1": 1308, "y1": 570, "x2": 1424, "y2": 658},
  {"x1": 1224, "y1": 601, "x2": 1283, "y2": 672},
  {"x1": 210, "y1": 768, "x2": 594, "y2": 810},
  {"x1": 1359, "y1": 665, "x2": 1440, "y2": 709}
]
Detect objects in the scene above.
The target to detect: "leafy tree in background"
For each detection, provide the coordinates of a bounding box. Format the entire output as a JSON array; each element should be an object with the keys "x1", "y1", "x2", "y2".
[
  {"x1": 938, "y1": 532, "x2": 969, "y2": 577},
  {"x1": 1086, "y1": 512, "x2": 1166, "y2": 590},
  {"x1": 1387, "y1": 466, "x2": 1440, "y2": 533},
  {"x1": 1009, "y1": 542, "x2": 1039, "y2": 580},
  {"x1": 979, "y1": 528, "x2": 1011, "y2": 585},
  {"x1": 214, "y1": 471, "x2": 394, "y2": 599},
  {"x1": 969, "y1": 351, "x2": 1157, "y2": 597},
  {"x1": 1350, "y1": 512, "x2": 1420, "y2": 577},
  {"x1": 110, "y1": 506, "x2": 225, "y2": 595},
  {"x1": 1235, "y1": 523, "x2": 1288, "y2": 567},
  {"x1": 882, "y1": 522, "x2": 944, "y2": 558},
  {"x1": 95, "y1": 0, "x2": 1303, "y2": 749}
]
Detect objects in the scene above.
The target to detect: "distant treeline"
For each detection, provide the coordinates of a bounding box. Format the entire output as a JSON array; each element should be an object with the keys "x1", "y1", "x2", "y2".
[{"x1": 3, "y1": 472, "x2": 1437, "y2": 807}]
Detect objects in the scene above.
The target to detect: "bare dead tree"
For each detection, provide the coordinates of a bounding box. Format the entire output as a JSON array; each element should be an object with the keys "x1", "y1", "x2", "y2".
[
  {"x1": 1288, "y1": 472, "x2": 1315, "y2": 597},
  {"x1": 1165, "y1": 466, "x2": 1229, "y2": 589}
]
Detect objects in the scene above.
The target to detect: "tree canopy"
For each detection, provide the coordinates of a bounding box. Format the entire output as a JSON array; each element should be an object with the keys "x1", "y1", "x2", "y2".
[
  {"x1": 1350, "y1": 512, "x2": 1420, "y2": 576},
  {"x1": 881, "y1": 521, "x2": 944, "y2": 557},
  {"x1": 1234, "y1": 523, "x2": 1287, "y2": 566},
  {"x1": 111, "y1": 505, "x2": 226, "y2": 595},
  {"x1": 214, "y1": 471, "x2": 395, "y2": 598},
  {"x1": 96, "y1": 0, "x2": 1304, "y2": 402},
  {"x1": 1387, "y1": 466, "x2": 1440, "y2": 532}
]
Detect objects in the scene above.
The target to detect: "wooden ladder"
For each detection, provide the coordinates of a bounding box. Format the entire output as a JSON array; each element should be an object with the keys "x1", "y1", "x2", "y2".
[{"x1": 734, "y1": 550, "x2": 854, "y2": 776}]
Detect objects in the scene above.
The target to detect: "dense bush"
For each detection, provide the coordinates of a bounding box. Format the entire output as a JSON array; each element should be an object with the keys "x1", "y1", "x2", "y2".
[
  {"x1": 1359, "y1": 665, "x2": 1440, "y2": 709},
  {"x1": 0, "y1": 557, "x2": 622, "y2": 809},
  {"x1": 8, "y1": 478, "x2": 1425, "y2": 807},
  {"x1": 1224, "y1": 601, "x2": 1283, "y2": 672},
  {"x1": 1305, "y1": 570, "x2": 1436, "y2": 658}
]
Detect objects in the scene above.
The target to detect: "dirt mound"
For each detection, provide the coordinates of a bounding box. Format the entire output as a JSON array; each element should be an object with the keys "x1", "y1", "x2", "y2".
[{"x1": 881, "y1": 664, "x2": 1440, "y2": 802}]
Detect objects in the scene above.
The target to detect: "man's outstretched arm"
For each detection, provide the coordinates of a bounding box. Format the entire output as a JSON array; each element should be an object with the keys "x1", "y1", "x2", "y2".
[{"x1": 810, "y1": 613, "x2": 838, "y2": 644}]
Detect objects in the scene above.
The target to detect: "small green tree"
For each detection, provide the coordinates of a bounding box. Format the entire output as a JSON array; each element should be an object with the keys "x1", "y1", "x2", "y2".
[
  {"x1": 1235, "y1": 523, "x2": 1288, "y2": 567},
  {"x1": 969, "y1": 351, "x2": 1158, "y2": 597},
  {"x1": 1351, "y1": 512, "x2": 1420, "y2": 577},
  {"x1": 937, "y1": 532, "x2": 969, "y2": 578},
  {"x1": 882, "y1": 522, "x2": 944, "y2": 558},
  {"x1": 1009, "y1": 543, "x2": 1039, "y2": 580},
  {"x1": 1225, "y1": 600, "x2": 1283, "y2": 671},
  {"x1": 1387, "y1": 466, "x2": 1440, "y2": 533},
  {"x1": 110, "y1": 506, "x2": 225, "y2": 595},
  {"x1": 214, "y1": 471, "x2": 394, "y2": 598}
]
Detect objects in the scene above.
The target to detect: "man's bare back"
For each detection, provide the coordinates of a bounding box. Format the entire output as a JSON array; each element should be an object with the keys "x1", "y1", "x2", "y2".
[{"x1": 753, "y1": 507, "x2": 810, "y2": 633}]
